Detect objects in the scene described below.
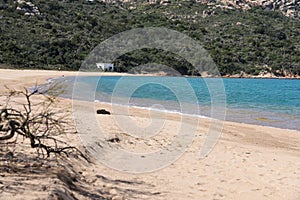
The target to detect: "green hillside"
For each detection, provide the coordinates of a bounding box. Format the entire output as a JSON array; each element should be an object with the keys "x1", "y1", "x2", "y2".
[{"x1": 0, "y1": 0, "x2": 299, "y2": 76}]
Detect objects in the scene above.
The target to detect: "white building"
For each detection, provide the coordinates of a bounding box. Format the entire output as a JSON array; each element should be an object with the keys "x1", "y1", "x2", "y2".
[{"x1": 96, "y1": 63, "x2": 114, "y2": 71}]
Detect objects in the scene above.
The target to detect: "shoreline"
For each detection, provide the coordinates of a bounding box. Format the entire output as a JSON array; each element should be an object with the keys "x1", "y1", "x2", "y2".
[
  {"x1": 1, "y1": 68, "x2": 299, "y2": 131},
  {"x1": 54, "y1": 72, "x2": 300, "y2": 131},
  {"x1": 1, "y1": 67, "x2": 300, "y2": 79},
  {"x1": 2, "y1": 68, "x2": 298, "y2": 131},
  {"x1": 94, "y1": 100, "x2": 300, "y2": 132},
  {"x1": 93, "y1": 102, "x2": 298, "y2": 134}
]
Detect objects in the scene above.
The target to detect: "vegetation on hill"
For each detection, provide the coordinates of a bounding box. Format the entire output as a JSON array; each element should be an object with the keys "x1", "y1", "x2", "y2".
[{"x1": 0, "y1": 0, "x2": 299, "y2": 76}]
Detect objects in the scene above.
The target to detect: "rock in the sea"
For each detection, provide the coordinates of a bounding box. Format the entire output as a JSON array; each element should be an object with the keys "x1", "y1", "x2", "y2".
[{"x1": 96, "y1": 109, "x2": 111, "y2": 115}]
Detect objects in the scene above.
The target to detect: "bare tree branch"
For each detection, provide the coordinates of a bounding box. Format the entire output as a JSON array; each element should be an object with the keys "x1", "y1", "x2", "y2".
[{"x1": 0, "y1": 84, "x2": 89, "y2": 161}]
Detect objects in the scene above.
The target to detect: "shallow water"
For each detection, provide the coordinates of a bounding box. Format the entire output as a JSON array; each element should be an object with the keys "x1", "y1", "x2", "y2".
[{"x1": 54, "y1": 76, "x2": 300, "y2": 130}]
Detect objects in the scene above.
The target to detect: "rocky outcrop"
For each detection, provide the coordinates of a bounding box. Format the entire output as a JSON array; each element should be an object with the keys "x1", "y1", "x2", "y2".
[
  {"x1": 203, "y1": 0, "x2": 300, "y2": 18},
  {"x1": 15, "y1": 0, "x2": 40, "y2": 16},
  {"x1": 224, "y1": 69, "x2": 300, "y2": 79},
  {"x1": 197, "y1": 0, "x2": 300, "y2": 18},
  {"x1": 98, "y1": 0, "x2": 300, "y2": 18}
]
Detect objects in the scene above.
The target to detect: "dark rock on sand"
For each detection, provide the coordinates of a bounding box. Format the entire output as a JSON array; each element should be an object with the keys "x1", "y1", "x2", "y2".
[
  {"x1": 107, "y1": 137, "x2": 120, "y2": 143},
  {"x1": 3, "y1": 151, "x2": 14, "y2": 159},
  {"x1": 96, "y1": 109, "x2": 111, "y2": 115}
]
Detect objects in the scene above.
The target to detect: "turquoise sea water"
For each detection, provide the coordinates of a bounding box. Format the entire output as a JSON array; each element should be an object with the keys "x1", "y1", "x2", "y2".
[{"x1": 59, "y1": 76, "x2": 300, "y2": 130}]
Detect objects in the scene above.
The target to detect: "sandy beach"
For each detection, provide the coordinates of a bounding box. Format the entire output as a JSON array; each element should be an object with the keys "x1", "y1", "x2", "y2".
[{"x1": 0, "y1": 69, "x2": 299, "y2": 200}]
